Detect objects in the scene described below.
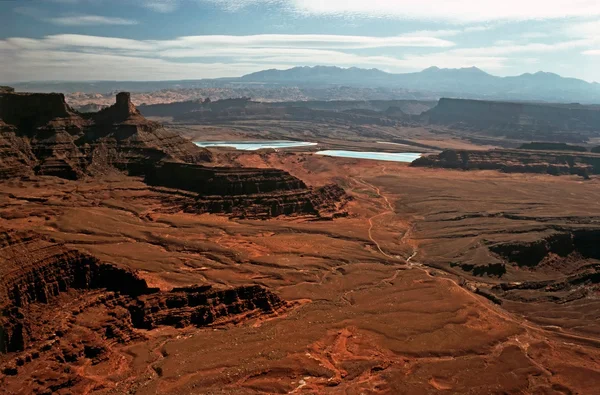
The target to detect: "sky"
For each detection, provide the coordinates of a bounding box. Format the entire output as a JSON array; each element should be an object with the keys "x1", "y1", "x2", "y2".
[{"x1": 1, "y1": 0, "x2": 600, "y2": 82}]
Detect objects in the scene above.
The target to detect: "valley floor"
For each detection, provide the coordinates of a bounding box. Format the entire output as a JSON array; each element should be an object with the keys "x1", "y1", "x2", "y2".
[{"x1": 2, "y1": 152, "x2": 600, "y2": 394}]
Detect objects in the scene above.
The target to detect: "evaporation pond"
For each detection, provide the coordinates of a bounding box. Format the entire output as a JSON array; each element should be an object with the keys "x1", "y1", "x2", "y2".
[
  {"x1": 194, "y1": 141, "x2": 317, "y2": 151},
  {"x1": 316, "y1": 150, "x2": 422, "y2": 163}
]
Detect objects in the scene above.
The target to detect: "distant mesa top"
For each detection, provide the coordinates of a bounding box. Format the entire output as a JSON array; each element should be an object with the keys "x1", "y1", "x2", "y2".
[{"x1": 0, "y1": 88, "x2": 212, "y2": 179}]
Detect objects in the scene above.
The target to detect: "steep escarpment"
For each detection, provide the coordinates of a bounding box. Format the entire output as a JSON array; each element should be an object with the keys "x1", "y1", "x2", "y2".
[
  {"x1": 0, "y1": 121, "x2": 36, "y2": 179},
  {"x1": 0, "y1": 230, "x2": 148, "y2": 353},
  {"x1": 489, "y1": 230, "x2": 600, "y2": 269},
  {"x1": 424, "y1": 98, "x2": 600, "y2": 143},
  {"x1": 129, "y1": 285, "x2": 286, "y2": 330},
  {"x1": 412, "y1": 149, "x2": 600, "y2": 176},
  {"x1": 145, "y1": 162, "x2": 349, "y2": 218},
  {"x1": 140, "y1": 97, "x2": 402, "y2": 126},
  {"x1": 0, "y1": 229, "x2": 290, "y2": 392},
  {"x1": 0, "y1": 89, "x2": 348, "y2": 218},
  {"x1": 0, "y1": 90, "x2": 212, "y2": 180}
]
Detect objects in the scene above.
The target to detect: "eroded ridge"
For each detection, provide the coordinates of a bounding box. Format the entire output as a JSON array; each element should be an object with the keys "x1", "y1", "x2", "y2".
[
  {"x1": 146, "y1": 162, "x2": 350, "y2": 218},
  {"x1": 0, "y1": 90, "x2": 212, "y2": 180},
  {"x1": 0, "y1": 229, "x2": 290, "y2": 393},
  {"x1": 412, "y1": 148, "x2": 600, "y2": 177}
]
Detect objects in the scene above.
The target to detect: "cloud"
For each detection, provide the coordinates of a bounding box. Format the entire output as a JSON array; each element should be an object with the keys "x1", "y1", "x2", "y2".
[
  {"x1": 4, "y1": 33, "x2": 455, "y2": 52},
  {"x1": 204, "y1": 0, "x2": 600, "y2": 22},
  {"x1": 425, "y1": 39, "x2": 596, "y2": 60},
  {"x1": 47, "y1": 15, "x2": 139, "y2": 26},
  {"x1": 14, "y1": 6, "x2": 138, "y2": 26},
  {"x1": 521, "y1": 32, "x2": 550, "y2": 39},
  {"x1": 143, "y1": 1, "x2": 179, "y2": 12},
  {"x1": 0, "y1": 33, "x2": 497, "y2": 82},
  {"x1": 563, "y1": 19, "x2": 600, "y2": 38},
  {"x1": 583, "y1": 50, "x2": 600, "y2": 55},
  {"x1": 0, "y1": 32, "x2": 594, "y2": 82},
  {"x1": 0, "y1": 49, "x2": 278, "y2": 81},
  {"x1": 172, "y1": 34, "x2": 455, "y2": 49}
]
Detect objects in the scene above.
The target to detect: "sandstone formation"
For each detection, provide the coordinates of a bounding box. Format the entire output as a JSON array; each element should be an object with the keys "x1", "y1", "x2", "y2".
[
  {"x1": 412, "y1": 148, "x2": 600, "y2": 176},
  {"x1": 139, "y1": 98, "x2": 403, "y2": 126},
  {"x1": 423, "y1": 98, "x2": 600, "y2": 143},
  {"x1": 146, "y1": 162, "x2": 349, "y2": 218},
  {"x1": 129, "y1": 285, "x2": 286, "y2": 330},
  {"x1": 0, "y1": 229, "x2": 289, "y2": 393},
  {"x1": 0, "y1": 89, "x2": 348, "y2": 219},
  {"x1": 0, "y1": 90, "x2": 212, "y2": 180}
]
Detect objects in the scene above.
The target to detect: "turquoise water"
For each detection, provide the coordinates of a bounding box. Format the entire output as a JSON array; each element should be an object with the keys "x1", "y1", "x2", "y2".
[
  {"x1": 194, "y1": 140, "x2": 317, "y2": 151},
  {"x1": 316, "y1": 150, "x2": 422, "y2": 163}
]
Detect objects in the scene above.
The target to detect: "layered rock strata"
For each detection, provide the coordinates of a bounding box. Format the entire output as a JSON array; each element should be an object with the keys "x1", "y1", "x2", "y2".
[
  {"x1": 412, "y1": 149, "x2": 600, "y2": 177},
  {"x1": 0, "y1": 229, "x2": 289, "y2": 392},
  {"x1": 423, "y1": 98, "x2": 600, "y2": 142},
  {"x1": 145, "y1": 162, "x2": 349, "y2": 218},
  {"x1": 0, "y1": 90, "x2": 212, "y2": 180},
  {"x1": 0, "y1": 89, "x2": 348, "y2": 218}
]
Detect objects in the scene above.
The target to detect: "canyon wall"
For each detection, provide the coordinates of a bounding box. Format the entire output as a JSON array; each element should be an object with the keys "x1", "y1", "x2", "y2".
[
  {"x1": 0, "y1": 229, "x2": 290, "y2": 392},
  {"x1": 0, "y1": 89, "x2": 212, "y2": 180},
  {"x1": 424, "y1": 98, "x2": 600, "y2": 143},
  {"x1": 412, "y1": 149, "x2": 600, "y2": 177},
  {"x1": 145, "y1": 162, "x2": 349, "y2": 218}
]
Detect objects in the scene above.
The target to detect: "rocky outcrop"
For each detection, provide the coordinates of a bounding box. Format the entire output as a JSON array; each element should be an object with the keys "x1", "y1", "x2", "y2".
[
  {"x1": 489, "y1": 230, "x2": 600, "y2": 268},
  {"x1": 0, "y1": 230, "x2": 149, "y2": 353},
  {"x1": 423, "y1": 98, "x2": 600, "y2": 143},
  {"x1": 146, "y1": 162, "x2": 307, "y2": 195},
  {"x1": 412, "y1": 149, "x2": 600, "y2": 177},
  {"x1": 129, "y1": 285, "x2": 286, "y2": 330},
  {"x1": 145, "y1": 162, "x2": 349, "y2": 218},
  {"x1": 0, "y1": 89, "x2": 348, "y2": 218},
  {"x1": 0, "y1": 229, "x2": 290, "y2": 392},
  {"x1": 0, "y1": 121, "x2": 37, "y2": 179},
  {"x1": 0, "y1": 90, "x2": 212, "y2": 180},
  {"x1": 140, "y1": 98, "x2": 402, "y2": 126}
]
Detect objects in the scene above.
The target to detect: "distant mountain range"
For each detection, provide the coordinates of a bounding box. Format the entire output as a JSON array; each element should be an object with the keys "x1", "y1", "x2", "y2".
[
  {"x1": 8, "y1": 66, "x2": 600, "y2": 104},
  {"x1": 241, "y1": 66, "x2": 600, "y2": 103}
]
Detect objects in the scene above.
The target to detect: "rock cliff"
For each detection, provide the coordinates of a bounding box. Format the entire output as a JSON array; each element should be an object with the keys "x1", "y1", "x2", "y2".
[
  {"x1": 412, "y1": 149, "x2": 600, "y2": 177},
  {"x1": 145, "y1": 162, "x2": 349, "y2": 218},
  {"x1": 423, "y1": 98, "x2": 600, "y2": 143},
  {"x1": 0, "y1": 90, "x2": 212, "y2": 180},
  {"x1": 0, "y1": 229, "x2": 290, "y2": 392},
  {"x1": 0, "y1": 89, "x2": 348, "y2": 218}
]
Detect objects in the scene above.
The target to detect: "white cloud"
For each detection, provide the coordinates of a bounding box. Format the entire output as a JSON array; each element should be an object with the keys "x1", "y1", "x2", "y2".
[
  {"x1": 205, "y1": 0, "x2": 600, "y2": 22},
  {"x1": 521, "y1": 32, "x2": 550, "y2": 39},
  {"x1": 0, "y1": 49, "x2": 278, "y2": 81},
  {"x1": 563, "y1": 19, "x2": 600, "y2": 38},
  {"x1": 0, "y1": 33, "x2": 499, "y2": 81},
  {"x1": 583, "y1": 49, "x2": 600, "y2": 55},
  {"x1": 144, "y1": 1, "x2": 179, "y2": 12},
  {"x1": 47, "y1": 15, "x2": 139, "y2": 26},
  {"x1": 0, "y1": 32, "x2": 595, "y2": 82},
  {"x1": 446, "y1": 39, "x2": 595, "y2": 57},
  {"x1": 4, "y1": 33, "x2": 455, "y2": 52},
  {"x1": 173, "y1": 34, "x2": 455, "y2": 49},
  {"x1": 14, "y1": 6, "x2": 138, "y2": 26}
]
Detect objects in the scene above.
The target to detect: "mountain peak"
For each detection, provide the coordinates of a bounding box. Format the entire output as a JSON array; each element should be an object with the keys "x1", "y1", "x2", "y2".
[{"x1": 421, "y1": 66, "x2": 488, "y2": 75}]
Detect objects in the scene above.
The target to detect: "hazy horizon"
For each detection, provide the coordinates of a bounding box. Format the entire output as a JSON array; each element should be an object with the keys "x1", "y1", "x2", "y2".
[{"x1": 1, "y1": 0, "x2": 600, "y2": 83}]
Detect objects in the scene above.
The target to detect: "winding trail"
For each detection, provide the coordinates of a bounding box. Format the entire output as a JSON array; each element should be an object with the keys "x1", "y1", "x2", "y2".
[
  {"x1": 356, "y1": 168, "x2": 600, "y2": 352},
  {"x1": 354, "y1": 167, "x2": 415, "y2": 263}
]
